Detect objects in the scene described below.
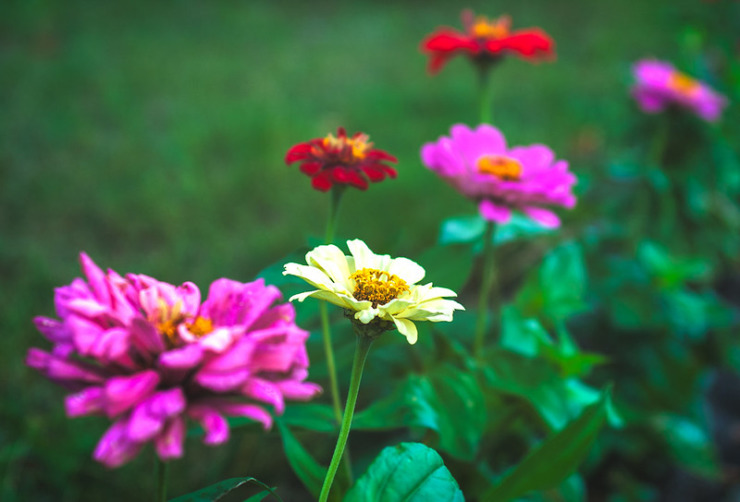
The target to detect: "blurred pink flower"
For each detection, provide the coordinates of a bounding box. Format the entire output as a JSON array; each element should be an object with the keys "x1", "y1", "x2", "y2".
[
  {"x1": 420, "y1": 124, "x2": 576, "y2": 228},
  {"x1": 27, "y1": 254, "x2": 321, "y2": 468},
  {"x1": 632, "y1": 59, "x2": 727, "y2": 121}
]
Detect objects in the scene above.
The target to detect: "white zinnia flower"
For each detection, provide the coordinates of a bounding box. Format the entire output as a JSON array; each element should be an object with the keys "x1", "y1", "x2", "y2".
[{"x1": 283, "y1": 239, "x2": 464, "y2": 344}]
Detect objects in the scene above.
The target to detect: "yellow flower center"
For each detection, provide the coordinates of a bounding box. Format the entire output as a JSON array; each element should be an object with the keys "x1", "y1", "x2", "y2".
[
  {"x1": 668, "y1": 71, "x2": 700, "y2": 96},
  {"x1": 470, "y1": 15, "x2": 511, "y2": 39},
  {"x1": 154, "y1": 299, "x2": 214, "y2": 347},
  {"x1": 350, "y1": 268, "x2": 409, "y2": 307},
  {"x1": 322, "y1": 132, "x2": 372, "y2": 161},
  {"x1": 476, "y1": 154, "x2": 522, "y2": 181}
]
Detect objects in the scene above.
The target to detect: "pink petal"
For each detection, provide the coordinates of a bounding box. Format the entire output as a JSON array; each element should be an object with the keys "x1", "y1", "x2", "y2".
[
  {"x1": 104, "y1": 370, "x2": 160, "y2": 417},
  {"x1": 155, "y1": 416, "x2": 185, "y2": 460},
  {"x1": 127, "y1": 388, "x2": 186, "y2": 442},
  {"x1": 521, "y1": 206, "x2": 561, "y2": 228},
  {"x1": 277, "y1": 381, "x2": 323, "y2": 401},
  {"x1": 93, "y1": 418, "x2": 143, "y2": 468},
  {"x1": 241, "y1": 378, "x2": 285, "y2": 414},
  {"x1": 158, "y1": 344, "x2": 204, "y2": 369},
  {"x1": 478, "y1": 199, "x2": 512, "y2": 223},
  {"x1": 187, "y1": 406, "x2": 230, "y2": 445},
  {"x1": 65, "y1": 387, "x2": 105, "y2": 417}
]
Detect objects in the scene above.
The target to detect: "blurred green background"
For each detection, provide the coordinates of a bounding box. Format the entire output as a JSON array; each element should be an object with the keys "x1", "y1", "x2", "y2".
[{"x1": 0, "y1": 0, "x2": 728, "y2": 500}]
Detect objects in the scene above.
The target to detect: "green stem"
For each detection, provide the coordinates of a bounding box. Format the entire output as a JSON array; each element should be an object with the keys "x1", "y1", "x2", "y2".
[
  {"x1": 156, "y1": 458, "x2": 169, "y2": 502},
  {"x1": 318, "y1": 332, "x2": 374, "y2": 502},
  {"x1": 325, "y1": 187, "x2": 345, "y2": 244},
  {"x1": 321, "y1": 185, "x2": 353, "y2": 483},
  {"x1": 649, "y1": 115, "x2": 668, "y2": 168},
  {"x1": 474, "y1": 221, "x2": 497, "y2": 357},
  {"x1": 320, "y1": 302, "x2": 344, "y2": 427},
  {"x1": 477, "y1": 62, "x2": 494, "y2": 124}
]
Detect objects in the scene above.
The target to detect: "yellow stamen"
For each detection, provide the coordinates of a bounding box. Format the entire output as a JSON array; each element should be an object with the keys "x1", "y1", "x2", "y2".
[
  {"x1": 477, "y1": 155, "x2": 522, "y2": 181},
  {"x1": 350, "y1": 268, "x2": 409, "y2": 307},
  {"x1": 668, "y1": 71, "x2": 700, "y2": 96},
  {"x1": 322, "y1": 132, "x2": 372, "y2": 160},
  {"x1": 187, "y1": 316, "x2": 214, "y2": 337},
  {"x1": 470, "y1": 15, "x2": 511, "y2": 39}
]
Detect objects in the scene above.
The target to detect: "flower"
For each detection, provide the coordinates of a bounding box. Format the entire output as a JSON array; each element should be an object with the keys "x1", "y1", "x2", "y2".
[
  {"x1": 283, "y1": 239, "x2": 463, "y2": 344},
  {"x1": 420, "y1": 124, "x2": 576, "y2": 228},
  {"x1": 27, "y1": 253, "x2": 321, "y2": 468},
  {"x1": 421, "y1": 10, "x2": 555, "y2": 74},
  {"x1": 285, "y1": 127, "x2": 398, "y2": 191},
  {"x1": 632, "y1": 59, "x2": 727, "y2": 122}
]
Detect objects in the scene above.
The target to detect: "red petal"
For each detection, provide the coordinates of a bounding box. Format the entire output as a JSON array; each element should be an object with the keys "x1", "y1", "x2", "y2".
[
  {"x1": 361, "y1": 165, "x2": 386, "y2": 182},
  {"x1": 365, "y1": 150, "x2": 398, "y2": 163},
  {"x1": 299, "y1": 161, "x2": 322, "y2": 175},
  {"x1": 329, "y1": 166, "x2": 351, "y2": 183},
  {"x1": 336, "y1": 127, "x2": 347, "y2": 139},
  {"x1": 485, "y1": 30, "x2": 555, "y2": 61},
  {"x1": 311, "y1": 171, "x2": 333, "y2": 191},
  {"x1": 344, "y1": 170, "x2": 368, "y2": 190},
  {"x1": 422, "y1": 31, "x2": 477, "y2": 52},
  {"x1": 285, "y1": 143, "x2": 313, "y2": 164},
  {"x1": 382, "y1": 166, "x2": 397, "y2": 179}
]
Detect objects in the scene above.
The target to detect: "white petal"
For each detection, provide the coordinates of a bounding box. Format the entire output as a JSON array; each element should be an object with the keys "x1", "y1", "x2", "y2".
[
  {"x1": 283, "y1": 263, "x2": 336, "y2": 291},
  {"x1": 306, "y1": 245, "x2": 352, "y2": 288},
  {"x1": 388, "y1": 257, "x2": 425, "y2": 285},
  {"x1": 347, "y1": 239, "x2": 381, "y2": 270},
  {"x1": 355, "y1": 307, "x2": 379, "y2": 324},
  {"x1": 392, "y1": 317, "x2": 418, "y2": 344}
]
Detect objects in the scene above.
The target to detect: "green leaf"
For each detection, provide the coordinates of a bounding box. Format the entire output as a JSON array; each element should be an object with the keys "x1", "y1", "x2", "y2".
[
  {"x1": 279, "y1": 404, "x2": 338, "y2": 433},
  {"x1": 276, "y1": 420, "x2": 326, "y2": 499},
  {"x1": 416, "y1": 243, "x2": 474, "y2": 293},
  {"x1": 439, "y1": 214, "x2": 485, "y2": 244},
  {"x1": 481, "y1": 391, "x2": 610, "y2": 502},
  {"x1": 344, "y1": 443, "x2": 464, "y2": 502},
  {"x1": 653, "y1": 414, "x2": 720, "y2": 479},
  {"x1": 494, "y1": 213, "x2": 554, "y2": 245},
  {"x1": 169, "y1": 477, "x2": 278, "y2": 502},
  {"x1": 353, "y1": 364, "x2": 486, "y2": 461}
]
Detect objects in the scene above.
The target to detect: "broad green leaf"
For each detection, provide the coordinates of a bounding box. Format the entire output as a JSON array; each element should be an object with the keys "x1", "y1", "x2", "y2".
[
  {"x1": 344, "y1": 443, "x2": 464, "y2": 502},
  {"x1": 500, "y1": 306, "x2": 552, "y2": 357},
  {"x1": 653, "y1": 414, "x2": 720, "y2": 479},
  {"x1": 494, "y1": 213, "x2": 554, "y2": 245},
  {"x1": 169, "y1": 477, "x2": 277, "y2": 502},
  {"x1": 439, "y1": 214, "x2": 485, "y2": 244},
  {"x1": 353, "y1": 364, "x2": 486, "y2": 461},
  {"x1": 280, "y1": 403, "x2": 338, "y2": 433},
  {"x1": 276, "y1": 420, "x2": 326, "y2": 499},
  {"x1": 481, "y1": 391, "x2": 610, "y2": 502}
]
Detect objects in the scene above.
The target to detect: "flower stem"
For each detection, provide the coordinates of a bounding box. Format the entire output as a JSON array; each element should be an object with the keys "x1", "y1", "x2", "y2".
[
  {"x1": 325, "y1": 187, "x2": 345, "y2": 244},
  {"x1": 474, "y1": 220, "x2": 497, "y2": 357},
  {"x1": 320, "y1": 302, "x2": 344, "y2": 427},
  {"x1": 477, "y1": 62, "x2": 494, "y2": 124},
  {"x1": 321, "y1": 185, "x2": 352, "y2": 483},
  {"x1": 156, "y1": 458, "x2": 168, "y2": 502},
  {"x1": 318, "y1": 332, "x2": 374, "y2": 502}
]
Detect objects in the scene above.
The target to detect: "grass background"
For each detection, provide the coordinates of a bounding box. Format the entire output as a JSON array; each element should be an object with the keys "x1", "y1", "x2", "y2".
[{"x1": 0, "y1": 0, "x2": 726, "y2": 499}]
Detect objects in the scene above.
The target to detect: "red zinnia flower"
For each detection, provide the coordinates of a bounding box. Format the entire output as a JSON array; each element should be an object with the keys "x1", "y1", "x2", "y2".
[
  {"x1": 421, "y1": 11, "x2": 555, "y2": 74},
  {"x1": 285, "y1": 127, "x2": 398, "y2": 191}
]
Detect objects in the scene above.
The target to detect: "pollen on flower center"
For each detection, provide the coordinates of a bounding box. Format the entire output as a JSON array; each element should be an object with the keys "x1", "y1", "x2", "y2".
[
  {"x1": 156, "y1": 301, "x2": 214, "y2": 348},
  {"x1": 470, "y1": 15, "x2": 511, "y2": 39},
  {"x1": 322, "y1": 132, "x2": 372, "y2": 161},
  {"x1": 350, "y1": 268, "x2": 409, "y2": 307},
  {"x1": 668, "y1": 72, "x2": 700, "y2": 96},
  {"x1": 477, "y1": 154, "x2": 522, "y2": 181},
  {"x1": 187, "y1": 316, "x2": 214, "y2": 337}
]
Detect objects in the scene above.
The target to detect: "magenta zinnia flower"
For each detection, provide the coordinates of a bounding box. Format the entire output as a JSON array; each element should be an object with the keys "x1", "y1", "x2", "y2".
[
  {"x1": 420, "y1": 124, "x2": 576, "y2": 228},
  {"x1": 632, "y1": 59, "x2": 727, "y2": 122},
  {"x1": 27, "y1": 254, "x2": 321, "y2": 468}
]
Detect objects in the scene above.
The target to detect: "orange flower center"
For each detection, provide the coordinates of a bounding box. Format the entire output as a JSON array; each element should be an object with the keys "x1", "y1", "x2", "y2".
[
  {"x1": 154, "y1": 299, "x2": 214, "y2": 347},
  {"x1": 477, "y1": 155, "x2": 522, "y2": 181},
  {"x1": 350, "y1": 268, "x2": 409, "y2": 307},
  {"x1": 322, "y1": 132, "x2": 372, "y2": 161},
  {"x1": 668, "y1": 71, "x2": 700, "y2": 96},
  {"x1": 470, "y1": 15, "x2": 511, "y2": 39}
]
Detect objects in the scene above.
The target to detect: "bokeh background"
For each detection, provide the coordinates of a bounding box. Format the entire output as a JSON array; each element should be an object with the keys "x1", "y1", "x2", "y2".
[{"x1": 2, "y1": 0, "x2": 738, "y2": 500}]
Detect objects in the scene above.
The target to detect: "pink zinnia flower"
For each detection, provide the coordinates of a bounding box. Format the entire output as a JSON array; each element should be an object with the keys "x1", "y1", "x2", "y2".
[
  {"x1": 27, "y1": 254, "x2": 321, "y2": 468},
  {"x1": 632, "y1": 59, "x2": 728, "y2": 122},
  {"x1": 420, "y1": 124, "x2": 576, "y2": 228}
]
